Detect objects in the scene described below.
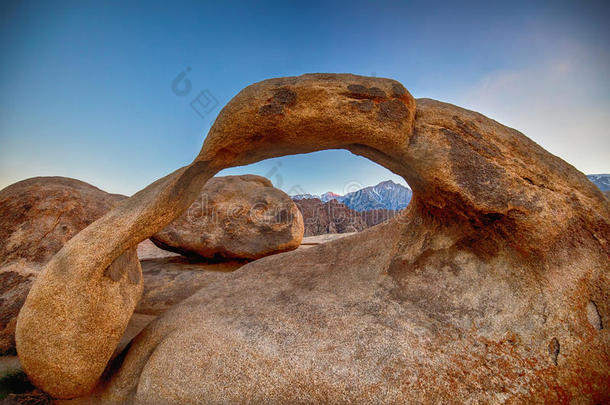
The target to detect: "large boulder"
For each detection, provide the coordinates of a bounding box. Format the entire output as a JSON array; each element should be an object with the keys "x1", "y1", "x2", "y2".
[
  {"x1": 17, "y1": 74, "x2": 609, "y2": 402},
  {"x1": 0, "y1": 177, "x2": 126, "y2": 354},
  {"x1": 151, "y1": 175, "x2": 303, "y2": 260}
]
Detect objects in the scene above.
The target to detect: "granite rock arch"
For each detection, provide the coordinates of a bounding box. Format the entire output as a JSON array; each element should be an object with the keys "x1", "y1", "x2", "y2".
[{"x1": 16, "y1": 74, "x2": 609, "y2": 401}]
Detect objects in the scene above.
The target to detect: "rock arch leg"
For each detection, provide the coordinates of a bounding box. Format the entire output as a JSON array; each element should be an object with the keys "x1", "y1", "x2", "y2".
[{"x1": 15, "y1": 163, "x2": 217, "y2": 398}]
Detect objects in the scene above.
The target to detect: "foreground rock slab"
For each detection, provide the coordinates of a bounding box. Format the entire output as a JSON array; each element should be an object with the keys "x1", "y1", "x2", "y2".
[
  {"x1": 136, "y1": 255, "x2": 244, "y2": 316},
  {"x1": 17, "y1": 74, "x2": 609, "y2": 402},
  {"x1": 0, "y1": 177, "x2": 125, "y2": 354},
  {"x1": 151, "y1": 175, "x2": 304, "y2": 260}
]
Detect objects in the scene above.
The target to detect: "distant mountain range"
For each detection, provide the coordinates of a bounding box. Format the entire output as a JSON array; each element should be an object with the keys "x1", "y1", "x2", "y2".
[
  {"x1": 292, "y1": 191, "x2": 343, "y2": 203},
  {"x1": 292, "y1": 180, "x2": 412, "y2": 211},
  {"x1": 293, "y1": 174, "x2": 608, "y2": 214},
  {"x1": 587, "y1": 174, "x2": 610, "y2": 191}
]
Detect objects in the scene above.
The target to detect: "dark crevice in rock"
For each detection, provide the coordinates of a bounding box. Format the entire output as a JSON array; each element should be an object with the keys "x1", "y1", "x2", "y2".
[
  {"x1": 549, "y1": 337, "x2": 560, "y2": 365},
  {"x1": 36, "y1": 210, "x2": 66, "y2": 245},
  {"x1": 587, "y1": 300, "x2": 603, "y2": 330}
]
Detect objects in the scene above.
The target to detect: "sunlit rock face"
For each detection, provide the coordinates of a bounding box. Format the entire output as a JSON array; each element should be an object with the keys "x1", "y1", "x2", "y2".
[{"x1": 16, "y1": 74, "x2": 609, "y2": 402}]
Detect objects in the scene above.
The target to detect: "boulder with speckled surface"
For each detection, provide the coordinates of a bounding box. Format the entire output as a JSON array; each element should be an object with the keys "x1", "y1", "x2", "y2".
[{"x1": 151, "y1": 175, "x2": 303, "y2": 260}]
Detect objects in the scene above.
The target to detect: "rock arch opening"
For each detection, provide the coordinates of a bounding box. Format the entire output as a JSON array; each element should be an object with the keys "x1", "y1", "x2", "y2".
[{"x1": 219, "y1": 150, "x2": 413, "y2": 237}]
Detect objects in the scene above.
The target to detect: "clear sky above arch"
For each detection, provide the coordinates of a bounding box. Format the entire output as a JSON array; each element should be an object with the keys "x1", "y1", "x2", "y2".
[{"x1": 1, "y1": 0, "x2": 608, "y2": 196}]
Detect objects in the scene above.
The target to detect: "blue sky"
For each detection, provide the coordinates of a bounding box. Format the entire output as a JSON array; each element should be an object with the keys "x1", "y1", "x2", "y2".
[{"x1": 1, "y1": 0, "x2": 608, "y2": 196}]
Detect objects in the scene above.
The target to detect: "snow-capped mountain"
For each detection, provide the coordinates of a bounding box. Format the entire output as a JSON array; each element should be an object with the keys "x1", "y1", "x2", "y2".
[
  {"x1": 339, "y1": 180, "x2": 412, "y2": 211},
  {"x1": 293, "y1": 191, "x2": 344, "y2": 202},
  {"x1": 291, "y1": 193, "x2": 319, "y2": 200},
  {"x1": 320, "y1": 192, "x2": 342, "y2": 202},
  {"x1": 587, "y1": 174, "x2": 610, "y2": 191},
  {"x1": 291, "y1": 180, "x2": 412, "y2": 212}
]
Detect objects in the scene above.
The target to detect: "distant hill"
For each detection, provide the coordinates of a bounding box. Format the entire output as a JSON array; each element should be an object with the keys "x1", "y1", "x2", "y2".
[
  {"x1": 292, "y1": 180, "x2": 411, "y2": 211},
  {"x1": 587, "y1": 174, "x2": 610, "y2": 191},
  {"x1": 293, "y1": 198, "x2": 399, "y2": 237}
]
